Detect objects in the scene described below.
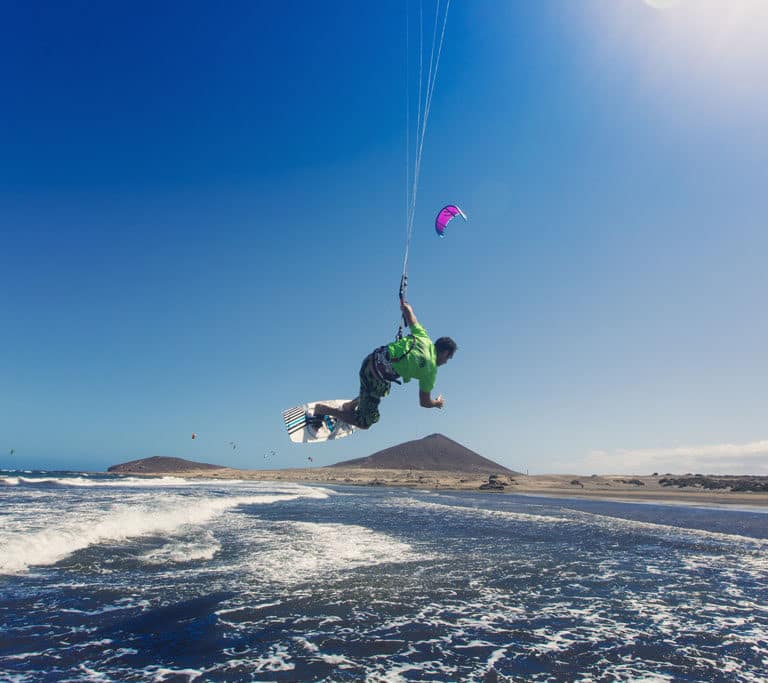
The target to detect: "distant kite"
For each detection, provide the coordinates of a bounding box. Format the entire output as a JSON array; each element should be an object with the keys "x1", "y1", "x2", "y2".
[
  {"x1": 9, "y1": 449, "x2": 14, "y2": 456},
  {"x1": 307, "y1": 456, "x2": 314, "y2": 463},
  {"x1": 191, "y1": 433, "x2": 198, "y2": 440},
  {"x1": 435, "y1": 204, "x2": 467, "y2": 238}
]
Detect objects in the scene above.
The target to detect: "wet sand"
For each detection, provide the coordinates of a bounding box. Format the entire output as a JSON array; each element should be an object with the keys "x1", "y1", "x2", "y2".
[{"x1": 147, "y1": 467, "x2": 768, "y2": 508}]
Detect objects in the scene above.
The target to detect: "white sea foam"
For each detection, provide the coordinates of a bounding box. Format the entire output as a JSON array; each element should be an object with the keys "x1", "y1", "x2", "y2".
[
  {"x1": 0, "y1": 484, "x2": 331, "y2": 574},
  {"x1": 0, "y1": 474, "x2": 340, "y2": 493},
  {"x1": 368, "y1": 659, "x2": 459, "y2": 682},
  {"x1": 317, "y1": 653, "x2": 356, "y2": 667},
  {"x1": 0, "y1": 498, "x2": 238, "y2": 574},
  {"x1": 243, "y1": 521, "x2": 424, "y2": 585},
  {"x1": 139, "y1": 530, "x2": 222, "y2": 565},
  {"x1": 0, "y1": 475, "x2": 155, "y2": 487},
  {"x1": 1, "y1": 474, "x2": 251, "y2": 488},
  {"x1": 150, "y1": 667, "x2": 205, "y2": 682},
  {"x1": 251, "y1": 643, "x2": 295, "y2": 673},
  {"x1": 60, "y1": 599, "x2": 147, "y2": 616}
]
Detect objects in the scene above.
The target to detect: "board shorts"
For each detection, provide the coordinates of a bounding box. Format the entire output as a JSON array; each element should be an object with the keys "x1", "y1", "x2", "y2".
[{"x1": 355, "y1": 353, "x2": 391, "y2": 428}]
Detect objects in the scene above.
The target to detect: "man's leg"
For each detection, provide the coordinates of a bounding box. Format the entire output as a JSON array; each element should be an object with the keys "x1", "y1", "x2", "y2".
[
  {"x1": 313, "y1": 355, "x2": 383, "y2": 430},
  {"x1": 353, "y1": 393, "x2": 379, "y2": 430},
  {"x1": 342, "y1": 398, "x2": 360, "y2": 412},
  {"x1": 355, "y1": 354, "x2": 392, "y2": 429}
]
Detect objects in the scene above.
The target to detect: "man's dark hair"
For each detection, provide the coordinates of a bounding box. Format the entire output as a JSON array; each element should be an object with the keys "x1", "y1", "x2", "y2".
[{"x1": 435, "y1": 337, "x2": 457, "y2": 356}]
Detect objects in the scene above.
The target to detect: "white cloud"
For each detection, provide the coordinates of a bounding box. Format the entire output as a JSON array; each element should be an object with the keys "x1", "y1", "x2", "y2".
[{"x1": 585, "y1": 439, "x2": 768, "y2": 475}]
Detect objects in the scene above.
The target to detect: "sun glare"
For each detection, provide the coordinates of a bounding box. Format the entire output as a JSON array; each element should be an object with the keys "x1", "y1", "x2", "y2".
[
  {"x1": 643, "y1": 0, "x2": 679, "y2": 8},
  {"x1": 586, "y1": 0, "x2": 768, "y2": 113}
]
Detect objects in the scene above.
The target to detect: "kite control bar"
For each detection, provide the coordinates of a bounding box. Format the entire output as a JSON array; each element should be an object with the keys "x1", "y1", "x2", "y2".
[{"x1": 396, "y1": 274, "x2": 408, "y2": 340}]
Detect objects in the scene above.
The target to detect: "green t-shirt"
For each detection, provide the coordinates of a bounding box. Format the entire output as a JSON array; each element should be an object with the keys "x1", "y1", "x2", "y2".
[{"x1": 387, "y1": 322, "x2": 437, "y2": 393}]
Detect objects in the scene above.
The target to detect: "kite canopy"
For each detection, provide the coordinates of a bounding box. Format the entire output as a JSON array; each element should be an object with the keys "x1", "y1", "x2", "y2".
[{"x1": 435, "y1": 205, "x2": 467, "y2": 238}]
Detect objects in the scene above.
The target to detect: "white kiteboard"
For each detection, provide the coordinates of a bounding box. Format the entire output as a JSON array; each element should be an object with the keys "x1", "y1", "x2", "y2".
[{"x1": 281, "y1": 399, "x2": 357, "y2": 444}]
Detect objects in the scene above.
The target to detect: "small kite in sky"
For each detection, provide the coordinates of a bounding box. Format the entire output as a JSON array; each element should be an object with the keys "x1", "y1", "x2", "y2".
[{"x1": 435, "y1": 204, "x2": 467, "y2": 238}]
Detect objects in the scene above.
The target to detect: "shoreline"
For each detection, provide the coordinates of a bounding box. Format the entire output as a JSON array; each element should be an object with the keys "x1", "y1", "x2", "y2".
[{"x1": 114, "y1": 467, "x2": 768, "y2": 509}]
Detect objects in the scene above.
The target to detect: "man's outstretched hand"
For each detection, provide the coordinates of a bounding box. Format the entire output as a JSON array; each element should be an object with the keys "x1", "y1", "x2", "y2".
[{"x1": 420, "y1": 391, "x2": 445, "y2": 409}]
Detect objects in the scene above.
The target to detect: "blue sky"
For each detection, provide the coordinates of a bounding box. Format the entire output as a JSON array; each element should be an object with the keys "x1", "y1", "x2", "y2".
[{"x1": 2, "y1": 0, "x2": 767, "y2": 475}]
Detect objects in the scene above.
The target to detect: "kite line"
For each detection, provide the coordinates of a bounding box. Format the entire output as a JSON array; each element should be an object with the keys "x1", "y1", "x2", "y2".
[{"x1": 398, "y1": 0, "x2": 452, "y2": 338}]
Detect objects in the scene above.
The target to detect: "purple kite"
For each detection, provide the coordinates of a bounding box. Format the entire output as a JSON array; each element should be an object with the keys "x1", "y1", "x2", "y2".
[{"x1": 435, "y1": 204, "x2": 467, "y2": 238}]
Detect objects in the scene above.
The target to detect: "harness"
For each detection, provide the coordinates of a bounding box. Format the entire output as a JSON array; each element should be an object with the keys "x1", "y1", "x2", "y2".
[{"x1": 371, "y1": 336, "x2": 415, "y2": 384}]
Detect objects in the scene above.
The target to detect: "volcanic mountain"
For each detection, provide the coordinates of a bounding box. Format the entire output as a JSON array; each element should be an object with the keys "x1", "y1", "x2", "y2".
[
  {"x1": 108, "y1": 456, "x2": 226, "y2": 474},
  {"x1": 329, "y1": 433, "x2": 517, "y2": 475}
]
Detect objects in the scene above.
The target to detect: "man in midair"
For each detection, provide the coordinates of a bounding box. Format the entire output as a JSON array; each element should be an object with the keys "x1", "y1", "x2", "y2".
[{"x1": 312, "y1": 299, "x2": 457, "y2": 430}]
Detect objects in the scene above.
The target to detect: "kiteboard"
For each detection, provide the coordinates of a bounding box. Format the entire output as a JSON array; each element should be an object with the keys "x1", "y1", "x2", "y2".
[{"x1": 281, "y1": 399, "x2": 357, "y2": 444}]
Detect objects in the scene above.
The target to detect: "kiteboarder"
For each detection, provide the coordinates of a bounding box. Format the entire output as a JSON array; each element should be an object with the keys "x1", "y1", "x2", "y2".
[{"x1": 312, "y1": 299, "x2": 457, "y2": 430}]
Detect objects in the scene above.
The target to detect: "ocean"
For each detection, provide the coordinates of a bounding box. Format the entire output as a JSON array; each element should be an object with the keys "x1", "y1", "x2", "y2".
[{"x1": 0, "y1": 471, "x2": 766, "y2": 682}]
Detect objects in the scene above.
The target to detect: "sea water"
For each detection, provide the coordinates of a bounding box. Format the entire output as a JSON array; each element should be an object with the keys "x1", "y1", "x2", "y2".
[{"x1": 0, "y1": 471, "x2": 766, "y2": 682}]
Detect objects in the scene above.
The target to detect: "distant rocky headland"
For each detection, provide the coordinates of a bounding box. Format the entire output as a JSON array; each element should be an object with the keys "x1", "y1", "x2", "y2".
[{"x1": 108, "y1": 456, "x2": 226, "y2": 474}]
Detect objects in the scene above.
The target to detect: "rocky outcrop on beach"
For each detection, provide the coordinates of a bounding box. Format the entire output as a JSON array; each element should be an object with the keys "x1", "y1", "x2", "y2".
[
  {"x1": 329, "y1": 433, "x2": 518, "y2": 475},
  {"x1": 479, "y1": 474, "x2": 509, "y2": 491},
  {"x1": 108, "y1": 456, "x2": 227, "y2": 474},
  {"x1": 659, "y1": 475, "x2": 768, "y2": 492}
]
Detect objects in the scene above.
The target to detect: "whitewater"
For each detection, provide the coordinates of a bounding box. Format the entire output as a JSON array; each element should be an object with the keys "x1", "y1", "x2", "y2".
[{"x1": 1, "y1": 471, "x2": 766, "y2": 681}]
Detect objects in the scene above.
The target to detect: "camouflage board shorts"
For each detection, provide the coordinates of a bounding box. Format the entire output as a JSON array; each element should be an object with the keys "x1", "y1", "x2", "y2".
[{"x1": 355, "y1": 353, "x2": 390, "y2": 428}]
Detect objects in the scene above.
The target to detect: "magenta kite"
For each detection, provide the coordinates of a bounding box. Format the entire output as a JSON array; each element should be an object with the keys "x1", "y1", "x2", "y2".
[{"x1": 435, "y1": 205, "x2": 467, "y2": 238}]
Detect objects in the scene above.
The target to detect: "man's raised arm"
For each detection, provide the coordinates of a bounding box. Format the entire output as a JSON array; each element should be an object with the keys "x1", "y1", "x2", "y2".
[{"x1": 400, "y1": 300, "x2": 418, "y2": 328}]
